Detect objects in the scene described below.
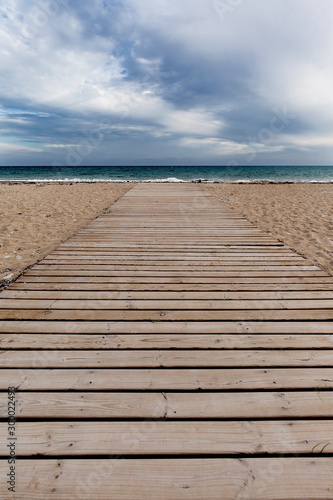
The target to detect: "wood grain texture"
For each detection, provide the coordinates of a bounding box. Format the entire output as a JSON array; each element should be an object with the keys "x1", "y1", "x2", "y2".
[
  {"x1": 1, "y1": 183, "x2": 332, "y2": 499},
  {"x1": 1, "y1": 391, "x2": 333, "y2": 419},
  {"x1": 2, "y1": 349, "x2": 333, "y2": 367},
  {"x1": 0, "y1": 459, "x2": 333, "y2": 499},
  {"x1": 1, "y1": 368, "x2": 333, "y2": 390},
  {"x1": 1, "y1": 420, "x2": 332, "y2": 455}
]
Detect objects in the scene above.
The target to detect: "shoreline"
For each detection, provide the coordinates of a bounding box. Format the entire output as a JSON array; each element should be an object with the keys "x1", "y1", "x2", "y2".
[{"x1": 1, "y1": 180, "x2": 333, "y2": 184}]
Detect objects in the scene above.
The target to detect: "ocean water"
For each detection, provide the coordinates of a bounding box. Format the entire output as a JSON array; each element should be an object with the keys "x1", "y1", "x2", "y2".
[{"x1": 0, "y1": 166, "x2": 333, "y2": 183}]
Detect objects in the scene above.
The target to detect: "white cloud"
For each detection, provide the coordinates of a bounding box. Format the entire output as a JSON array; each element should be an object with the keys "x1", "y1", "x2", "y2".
[
  {"x1": 0, "y1": 142, "x2": 43, "y2": 153},
  {"x1": 1, "y1": 0, "x2": 333, "y2": 164},
  {"x1": 178, "y1": 137, "x2": 285, "y2": 157},
  {"x1": 160, "y1": 109, "x2": 222, "y2": 137},
  {"x1": 281, "y1": 133, "x2": 333, "y2": 150}
]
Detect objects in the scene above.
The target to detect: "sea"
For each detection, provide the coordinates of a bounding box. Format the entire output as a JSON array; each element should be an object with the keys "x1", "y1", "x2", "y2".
[{"x1": 0, "y1": 166, "x2": 333, "y2": 183}]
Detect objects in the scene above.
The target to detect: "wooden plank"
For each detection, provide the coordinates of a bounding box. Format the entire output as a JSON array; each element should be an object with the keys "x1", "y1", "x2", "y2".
[
  {"x1": 25, "y1": 270, "x2": 326, "y2": 277},
  {"x1": 65, "y1": 234, "x2": 278, "y2": 239},
  {"x1": 2, "y1": 391, "x2": 333, "y2": 419},
  {"x1": 52, "y1": 248, "x2": 295, "y2": 253},
  {"x1": 41, "y1": 260, "x2": 306, "y2": 266},
  {"x1": 0, "y1": 320, "x2": 332, "y2": 333},
  {"x1": 59, "y1": 243, "x2": 285, "y2": 249},
  {"x1": 8, "y1": 282, "x2": 333, "y2": 291},
  {"x1": 2, "y1": 290, "x2": 333, "y2": 300},
  {"x1": 45, "y1": 252, "x2": 301, "y2": 258},
  {"x1": 1, "y1": 298, "x2": 333, "y2": 311},
  {"x1": 45, "y1": 256, "x2": 300, "y2": 262},
  {"x1": 33, "y1": 263, "x2": 312, "y2": 270},
  {"x1": 67, "y1": 239, "x2": 281, "y2": 243},
  {"x1": 1, "y1": 308, "x2": 333, "y2": 321},
  {"x1": 1, "y1": 333, "x2": 333, "y2": 349},
  {"x1": 3, "y1": 297, "x2": 333, "y2": 311},
  {"x1": 70, "y1": 231, "x2": 269, "y2": 236},
  {"x1": 0, "y1": 458, "x2": 332, "y2": 499},
  {"x1": 69, "y1": 224, "x2": 264, "y2": 228},
  {"x1": 1, "y1": 421, "x2": 333, "y2": 456},
  {"x1": 18, "y1": 276, "x2": 333, "y2": 283},
  {"x1": 2, "y1": 349, "x2": 333, "y2": 368},
  {"x1": 1, "y1": 368, "x2": 333, "y2": 390}
]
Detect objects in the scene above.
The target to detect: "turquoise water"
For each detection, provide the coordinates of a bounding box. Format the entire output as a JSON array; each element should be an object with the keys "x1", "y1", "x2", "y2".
[{"x1": 0, "y1": 166, "x2": 333, "y2": 182}]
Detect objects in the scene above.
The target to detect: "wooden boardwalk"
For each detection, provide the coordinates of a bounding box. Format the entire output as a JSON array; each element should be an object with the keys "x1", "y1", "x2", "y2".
[{"x1": 1, "y1": 183, "x2": 333, "y2": 499}]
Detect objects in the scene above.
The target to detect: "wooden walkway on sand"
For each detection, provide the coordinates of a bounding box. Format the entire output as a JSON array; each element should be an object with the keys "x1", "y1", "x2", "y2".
[{"x1": 1, "y1": 183, "x2": 333, "y2": 499}]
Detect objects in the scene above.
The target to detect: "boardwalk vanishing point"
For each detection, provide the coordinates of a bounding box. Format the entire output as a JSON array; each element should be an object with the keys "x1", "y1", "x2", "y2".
[{"x1": 1, "y1": 183, "x2": 333, "y2": 499}]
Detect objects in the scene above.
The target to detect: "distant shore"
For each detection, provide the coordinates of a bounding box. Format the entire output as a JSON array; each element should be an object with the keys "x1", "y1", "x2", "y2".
[{"x1": 1, "y1": 181, "x2": 332, "y2": 288}]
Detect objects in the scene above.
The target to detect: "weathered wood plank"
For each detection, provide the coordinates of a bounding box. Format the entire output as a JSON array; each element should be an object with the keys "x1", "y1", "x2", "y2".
[
  {"x1": 1, "y1": 333, "x2": 333, "y2": 349},
  {"x1": 3, "y1": 290, "x2": 333, "y2": 300},
  {"x1": 19, "y1": 259, "x2": 314, "y2": 269},
  {"x1": 52, "y1": 248, "x2": 295, "y2": 254},
  {"x1": 25, "y1": 269, "x2": 327, "y2": 276},
  {"x1": 1, "y1": 421, "x2": 332, "y2": 456},
  {"x1": 1, "y1": 391, "x2": 333, "y2": 419},
  {"x1": 1, "y1": 298, "x2": 333, "y2": 311},
  {"x1": 18, "y1": 276, "x2": 333, "y2": 283},
  {"x1": 0, "y1": 320, "x2": 332, "y2": 333},
  {"x1": 1, "y1": 308, "x2": 333, "y2": 321},
  {"x1": 1, "y1": 368, "x2": 332, "y2": 390},
  {"x1": 0, "y1": 458, "x2": 332, "y2": 499},
  {"x1": 8, "y1": 282, "x2": 333, "y2": 291},
  {"x1": 2, "y1": 349, "x2": 333, "y2": 367},
  {"x1": 33, "y1": 264, "x2": 314, "y2": 270}
]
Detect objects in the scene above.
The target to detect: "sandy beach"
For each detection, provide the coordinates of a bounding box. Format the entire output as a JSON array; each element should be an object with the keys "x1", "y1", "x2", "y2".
[
  {"x1": 0, "y1": 182, "x2": 133, "y2": 287},
  {"x1": 1, "y1": 181, "x2": 332, "y2": 288},
  {"x1": 204, "y1": 183, "x2": 333, "y2": 275}
]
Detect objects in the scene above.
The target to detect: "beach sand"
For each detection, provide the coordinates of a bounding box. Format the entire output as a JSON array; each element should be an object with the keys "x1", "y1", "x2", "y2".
[
  {"x1": 203, "y1": 183, "x2": 333, "y2": 275},
  {"x1": 1, "y1": 182, "x2": 332, "y2": 289},
  {"x1": 0, "y1": 182, "x2": 133, "y2": 287}
]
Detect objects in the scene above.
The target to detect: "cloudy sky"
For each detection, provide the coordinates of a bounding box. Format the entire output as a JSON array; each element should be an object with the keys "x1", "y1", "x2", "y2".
[{"x1": 1, "y1": 0, "x2": 333, "y2": 166}]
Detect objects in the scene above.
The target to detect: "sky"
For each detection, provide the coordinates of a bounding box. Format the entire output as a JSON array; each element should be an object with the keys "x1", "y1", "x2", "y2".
[{"x1": 1, "y1": 0, "x2": 333, "y2": 167}]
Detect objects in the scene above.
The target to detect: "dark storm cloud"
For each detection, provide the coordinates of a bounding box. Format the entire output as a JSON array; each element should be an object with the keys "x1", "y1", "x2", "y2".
[{"x1": 1, "y1": 0, "x2": 333, "y2": 165}]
